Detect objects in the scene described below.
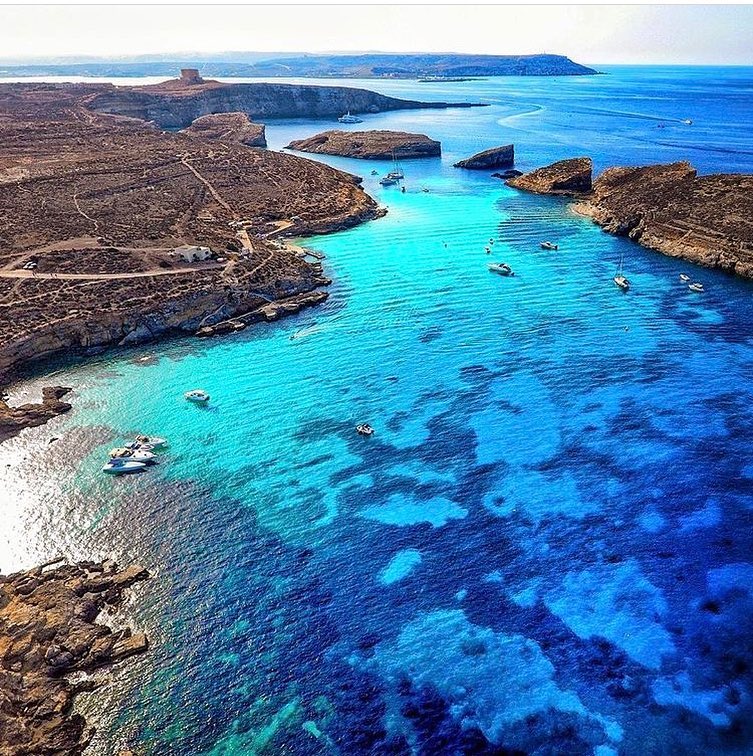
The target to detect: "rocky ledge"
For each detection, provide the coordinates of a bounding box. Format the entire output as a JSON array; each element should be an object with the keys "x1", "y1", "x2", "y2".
[
  {"x1": 508, "y1": 158, "x2": 753, "y2": 278},
  {"x1": 0, "y1": 560, "x2": 149, "y2": 756},
  {"x1": 181, "y1": 112, "x2": 267, "y2": 147},
  {"x1": 506, "y1": 157, "x2": 593, "y2": 194},
  {"x1": 286, "y1": 130, "x2": 441, "y2": 160},
  {"x1": 454, "y1": 144, "x2": 514, "y2": 170},
  {"x1": 0, "y1": 386, "x2": 72, "y2": 443}
]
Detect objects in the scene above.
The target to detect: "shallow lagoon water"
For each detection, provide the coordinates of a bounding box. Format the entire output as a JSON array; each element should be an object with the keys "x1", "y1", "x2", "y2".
[{"x1": 2, "y1": 67, "x2": 753, "y2": 754}]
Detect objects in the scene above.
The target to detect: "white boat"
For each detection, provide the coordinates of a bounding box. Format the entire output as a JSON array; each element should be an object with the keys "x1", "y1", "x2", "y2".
[
  {"x1": 683, "y1": 119, "x2": 693, "y2": 125},
  {"x1": 356, "y1": 423, "x2": 375, "y2": 436},
  {"x1": 185, "y1": 389, "x2": 210, "y2": 403},
  {"x1": 379, "y1": 175, "x2": 399, "y2": 186},
  {"x1": 613, "y1": 253, "x2": 630, "y2": 291},
  {"x1": 679, "y1": 274, "x2": 690, "y2": 282},
  {"x1": 384, "y1": 150, "x2": 405, "y2": 181},
  {"x1": 688, "y1": 282, "x2": 705, "y2": 293},
  {"x1": 337, "y1": 112, "x2": 362, "y2": 124},
  {"x1": 540, "y1": 241, "x2": 558, "y2": 251},
  {"x1": 102, "y1": 459, "x2": 146, "y2": 475},
  {"x1": 109, "y1": 447, "x2": 156, "y2": 463},
  {"x1": 489, "y1": 262, "x2": 514, "y2": 277}
]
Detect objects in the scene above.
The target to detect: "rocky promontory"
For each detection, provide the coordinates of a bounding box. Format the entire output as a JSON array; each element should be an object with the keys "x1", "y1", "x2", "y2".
[
  {"x1": 0, "y1": 560, "x2": 149, "y2": 755},
  {"x1": 181, "y1": 112, "x2": 267, "y2": 147},
  {"x1": 286, "y1": 130, "x2": 441, "y2": 160},
  {"x1": 506, "y1": 157, "x2": 593, "y2": 194},
  {"x1": 0, "y1": 386, "x2": 72, "y2": 443},
  {"x1": 454, "y1": 144, "x2": 514, "y2": 170},
  {"x1": 87, "y1": 71, "x2": 483, "y2": 129},
  {"x1": 508, "y1": 157, "x2": 753, "y2": 278}
]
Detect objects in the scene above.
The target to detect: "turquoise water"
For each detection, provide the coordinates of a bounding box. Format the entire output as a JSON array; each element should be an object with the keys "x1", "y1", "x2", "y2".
[{"x1": 3, "y1": 67, "x2": 753, "y2": 754}]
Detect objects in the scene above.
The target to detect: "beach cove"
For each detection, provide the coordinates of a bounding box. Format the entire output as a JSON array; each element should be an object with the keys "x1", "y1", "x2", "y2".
[{"x1": 3, "y1": 66, "x2": 753, "y2": 753}]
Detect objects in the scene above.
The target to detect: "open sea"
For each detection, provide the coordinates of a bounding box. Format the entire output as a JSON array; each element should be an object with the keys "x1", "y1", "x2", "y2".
[{"x1": 3, "y1": 66, "x2": 753, "y2": 755}]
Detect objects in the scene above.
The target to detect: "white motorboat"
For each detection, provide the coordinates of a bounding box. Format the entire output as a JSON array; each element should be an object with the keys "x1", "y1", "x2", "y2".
[
  {"x1": 356, "y1": 423, "x2": 375, "y2": 436},
  {"x1": 489, "y1": 262, "x2": 514, "y2": 277},
  {"x1": 134, "y1": 434, "x2": 168, "y2": 449},
  {"x1": 679, "y1": 274, "x2": 690, "y2": 282},
  {"x1": 540, "y1": 241, "x2": 558, "y2": 251},
  {"x1": 102, "y1": 459, "x2": 146, "y2": 475},
  {"x1": 337, "y1": 112, "x2": 363, "y2": 124},
  {"x1": 109, "y1": 447, "x2": 156, "y2": 464},
  {"x1": 688, "y1": 282, "x2": 705, "y2": 293},
  {"x1": 379, "y1": 176, "x2": 399, "y2": 186},
  {"x1": 185, "y1": 389, "x2": 210, "y2": 403}
]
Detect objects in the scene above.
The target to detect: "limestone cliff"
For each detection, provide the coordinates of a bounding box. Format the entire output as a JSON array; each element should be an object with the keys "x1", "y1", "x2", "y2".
[
  {"x1": 181, "y1": 112, "x2": 267, "y2": 147},
  {"x1": 287, "y1": 130, "x2": 441, "y2": 160},
  {"x1": 0, "y1": 560, "x2": 148, "y2": 756},
  {"x1": 87, "y1": 78, "x2": 483, "y2": 129},
  {"x1": 0, "y1": 387, "x2": 72, "y2": 443},
  {"x1": 454, "y1": 144, "x2": 514, "y2": 170}
]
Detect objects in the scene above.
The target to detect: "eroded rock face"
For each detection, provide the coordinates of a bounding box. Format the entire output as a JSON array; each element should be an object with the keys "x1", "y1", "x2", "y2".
[
  {"x1": 181, "y1": 112, "x2": 267, "y2": 147},
  {"x1": 0, "y1": 560, "x2": 149, "y2": 756},
  {"x1": 578, "y1": 162, "x2": 753, "y2": 277},
  {"x1": 286, "y1": 130, "x2": 441, "y2": 160},
  {"x1": 0, "y1": 386, "x2": 72, "y2": 443},
  {"x1": 507, "y1": 157, "x2": 593, "y2": 195},
  {"x1": 454, "y1": 144, "x2": 514, "y2": 170}
]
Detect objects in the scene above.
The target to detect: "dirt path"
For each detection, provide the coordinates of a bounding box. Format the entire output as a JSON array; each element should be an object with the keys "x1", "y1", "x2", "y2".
[
  {"x1": 180, "y1": 156, "x2": 235, "y2": 216},
  {"x1": 0, "y1": 263, "x2": 224, "y2": 281}
]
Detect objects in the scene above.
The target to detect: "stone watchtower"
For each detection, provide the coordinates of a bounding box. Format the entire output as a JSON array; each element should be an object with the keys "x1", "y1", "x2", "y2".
[{"x1": 179, "y1": 68, "x2": 204, "y2": 86}]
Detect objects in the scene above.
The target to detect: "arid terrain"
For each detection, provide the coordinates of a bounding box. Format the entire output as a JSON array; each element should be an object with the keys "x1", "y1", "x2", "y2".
[{"x1": 0, "y1": 78, "x2": 392, "y2": 389}]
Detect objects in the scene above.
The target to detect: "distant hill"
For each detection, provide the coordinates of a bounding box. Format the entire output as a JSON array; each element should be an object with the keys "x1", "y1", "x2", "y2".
[{"x1": 0, "y1": 53, "x2": 598, "y2": 79}]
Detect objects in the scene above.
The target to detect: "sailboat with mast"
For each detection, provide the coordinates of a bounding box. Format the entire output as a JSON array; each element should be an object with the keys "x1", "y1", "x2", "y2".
[
  {"x1": 613, "y1": 252, "x2": 630, "y2": 291},
  {"x1": 385, "y1": 150, "x2": 405, "y2": 181}
]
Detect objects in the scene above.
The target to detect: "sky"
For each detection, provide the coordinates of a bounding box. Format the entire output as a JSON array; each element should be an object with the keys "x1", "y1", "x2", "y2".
[{"x1": 0, "y1": 4, "x2": 752, "y2": 66}]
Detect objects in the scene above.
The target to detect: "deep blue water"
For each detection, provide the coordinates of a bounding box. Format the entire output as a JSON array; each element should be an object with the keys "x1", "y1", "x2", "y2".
[{"x1": 2, "y1": 66, "x2": 753, "y2": 755}]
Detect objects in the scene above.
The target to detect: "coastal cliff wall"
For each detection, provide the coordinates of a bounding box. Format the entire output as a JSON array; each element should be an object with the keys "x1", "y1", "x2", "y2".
[{"x1": 87, "y1": 81, "x2": 480, "y2": 128}]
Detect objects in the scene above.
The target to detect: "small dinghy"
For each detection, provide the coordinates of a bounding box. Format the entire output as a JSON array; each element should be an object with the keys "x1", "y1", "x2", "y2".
[
  {"x1": 102, "y1": 458, "x2": 146, "y2": 475},
  {"x1": 185, "y1": 389, "x2": 210, "y2": 403},
  {"x1": 488, "y1": 262, "x2": 514, "y2": 277},
  {"x1": 688, "y1": 282, "x2": 705, "y2": 293},
  {"x1": 540, "y1": 241, "x2": 558, "y2": 251},
  {"x1": 134, "y1": 434, "x2": 168, "y2": 449},
  {"x1": 370, "y1": 170, "x2": 379, "y2": 176},
  {"x1": 613, "y1": 274, "x2": 630, "y2": 292},
  {"x1": 109, "y1": 447, "x2": 156, "y2": 464},
  {"x1": 356, "y1": 423, "x2": 375, "y2": 436},
  {"x1": 679, "y1": 274, "x2": 690, "y2": 282}
]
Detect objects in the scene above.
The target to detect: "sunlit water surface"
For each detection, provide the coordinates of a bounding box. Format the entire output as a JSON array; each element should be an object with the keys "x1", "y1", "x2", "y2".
[{"x1": 2, "y1": 67, "x2": 753, "y2": 755}]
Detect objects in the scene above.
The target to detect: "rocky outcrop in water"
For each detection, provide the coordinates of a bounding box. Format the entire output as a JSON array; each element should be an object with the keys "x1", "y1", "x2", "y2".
[
  {"x1": 506, "y1": 157, "x2": 593, "y2": 194},
  {"x1": 286, "y1": 130, "x2": 441, "y2": 160},
  {"x1": 508, "y1": 157, "x2": 753, "y2": 279},
  {"x1": 181, "y1": 112, "x2": 267, "y2": 147},
  {"x1": 454, "y1": 144, "x2": 514, "y2": 170},
  {"x1": 0, "y1": 386, "x2": 72, "y2": 443},
  {"x1": 0, "y1": 560, "x2": 149, "y2": 756},
  {"x1": 87, "y1": 75, "x2": 483, "y2": 129}
]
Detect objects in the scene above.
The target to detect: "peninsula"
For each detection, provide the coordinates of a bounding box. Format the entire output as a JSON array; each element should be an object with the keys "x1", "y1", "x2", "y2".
[
  {"x1": 0, "y1": 559, "x2": 149, "y2": 756},
  {"x1": 507, "y1": 158, "x2": 753, "y2": 278},
  {"x1": 286, "y1": 130, "x2": 441, "y2": 160},
  {"x1": 0, "y1": 70, "x2": 477, "y2": 387}
]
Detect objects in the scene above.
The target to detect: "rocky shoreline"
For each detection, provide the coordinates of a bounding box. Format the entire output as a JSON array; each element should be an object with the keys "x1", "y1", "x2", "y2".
[
  {"x1": 286, "y1": 129, "x2": 441, "y2": 160},
  {"x1": 0, "y1": 560, "x2": 149, "y2": 756},
  {"x1": 507, "y1": 158, "x2": 753, "y2": 278},
  {"x1": 0, "y1": 386, "x2": 73, "y2": 443}
]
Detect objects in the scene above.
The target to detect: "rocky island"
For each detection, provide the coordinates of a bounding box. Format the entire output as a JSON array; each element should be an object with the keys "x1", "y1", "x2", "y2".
[
  {"x1": 454, "y1": 144, "x2": 514, "y2": 170},
  {"x1": 286, "y1": 130, "x2": 441, "y2": 160},
  {"x1": 507, "y1": 158, "x2": 753, "y2": 278},
  {"x1": 0, "y1": 559, "x2": 148, "y2": 755}
]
